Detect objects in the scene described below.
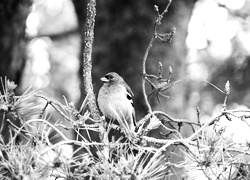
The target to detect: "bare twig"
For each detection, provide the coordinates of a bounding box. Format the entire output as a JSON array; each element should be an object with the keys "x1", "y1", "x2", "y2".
[
  {"x1": 153, "y1": 111, "x2": 200, "y2": 126},
  {"x1": 36, "y1": 94, "x2": 75, "y2": 123},
  {"x1": 141, "y1": 0, "x2": 174, "y2": 113},
  {"x1": 142, "y1": 36, "x2": 155, "y2": 113}
]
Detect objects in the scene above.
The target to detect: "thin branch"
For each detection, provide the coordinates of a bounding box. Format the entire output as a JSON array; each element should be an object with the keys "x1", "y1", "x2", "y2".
[
  {"x1": 153, "y1": 111, "x2": 200, "y2": 126},
  {"x1": 7, "y1": 118, "x2": 69, "y2": 146},
  {"x1": 141, "y1": 0, "x2": 173, "y2": 113},
  {"x1": 36, "y1": 94, "x2": 75, "y2": 123},
  {"x1": 142, "y1": 36, "x2": 155, "y2": 113}
]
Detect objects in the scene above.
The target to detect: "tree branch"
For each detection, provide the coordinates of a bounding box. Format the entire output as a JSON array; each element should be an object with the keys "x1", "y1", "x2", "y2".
[
  {"x1": 141, "y1": 0, "x2": 173, "y2": 113},
  {"x1": 82, "y1": 0, "x2": 101, "y2": 121}
]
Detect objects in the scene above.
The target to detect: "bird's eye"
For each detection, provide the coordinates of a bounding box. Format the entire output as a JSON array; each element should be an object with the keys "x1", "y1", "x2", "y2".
[{"x1": 105, "y1": 75, "x2": 113, "y2": 80}]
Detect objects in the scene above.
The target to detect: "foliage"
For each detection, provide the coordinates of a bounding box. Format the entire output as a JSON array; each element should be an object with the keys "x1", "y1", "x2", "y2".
[
  {"x1": 0, "y1": 77, "x2": 173, "y2": 180},
  {"x1": 1, "y1": 74, "x2": 250, "y2": 180}
]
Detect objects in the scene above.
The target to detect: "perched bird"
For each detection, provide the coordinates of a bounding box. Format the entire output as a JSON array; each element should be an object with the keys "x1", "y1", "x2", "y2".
[{"x1": 97, "y1": 72, "x2": 136, "y2": 133}]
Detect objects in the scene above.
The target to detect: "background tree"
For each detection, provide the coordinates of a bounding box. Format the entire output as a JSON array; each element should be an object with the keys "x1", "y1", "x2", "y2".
[
  {"x1": 0, "y1": 0, "x2": 32, "y2": 87},
  {"x1": 0, "y1": 0, "x2": 32, "y2": 143}
]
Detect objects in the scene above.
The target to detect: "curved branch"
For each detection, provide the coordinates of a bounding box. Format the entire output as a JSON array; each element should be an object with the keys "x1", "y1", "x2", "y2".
[
  {"x1": 141, "y1": 0, "x2": 173, "y2": 113},
  {"x1": 142, "y1": 36, "x2": 155, "y2": 113}
]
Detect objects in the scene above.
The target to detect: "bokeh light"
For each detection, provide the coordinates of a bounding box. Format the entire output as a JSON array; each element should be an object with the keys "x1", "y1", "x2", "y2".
[
  {"x1": 217, "y1": 0, "x2": 246, "y2": 10},
  {"x1": 186, "y1": 0, "x2": 250, "y2": 81},
  {"x1": 23, "y1": 0, "x2": 80, "y2": 102},
  {"x1": 29, "y1": 38, "x2": 51, "y2": 75},
  {"x1": 26, "y1": 12, "x2": 41, "y2": 36}
]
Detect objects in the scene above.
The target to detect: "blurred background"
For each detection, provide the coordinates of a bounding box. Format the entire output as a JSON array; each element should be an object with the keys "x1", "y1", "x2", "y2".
[
  {"x1": 1, "y1": 0, "x2": 250, "y2": 144},
  {"x1": 1, "y1": 0, "x2": 250, "y2": 179}
]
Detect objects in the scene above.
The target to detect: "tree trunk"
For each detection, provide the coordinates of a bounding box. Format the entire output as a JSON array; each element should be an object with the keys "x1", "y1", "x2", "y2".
[
  {"x1": 0, "y1": 0, "x2": 31, "y2": 85},
  {"x1": 0, "y1": 0, "x2": 32, "y2": 143}
]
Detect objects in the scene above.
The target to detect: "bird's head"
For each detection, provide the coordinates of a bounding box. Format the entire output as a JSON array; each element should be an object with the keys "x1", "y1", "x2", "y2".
[{"x1": 100, "y1": 72, "x2": 123, "y2": 85}]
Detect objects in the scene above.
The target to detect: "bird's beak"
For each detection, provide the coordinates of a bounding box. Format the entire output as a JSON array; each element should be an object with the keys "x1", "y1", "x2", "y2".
[{"x1": 100, "y1": 77, "x2": 109, "y2": 82}]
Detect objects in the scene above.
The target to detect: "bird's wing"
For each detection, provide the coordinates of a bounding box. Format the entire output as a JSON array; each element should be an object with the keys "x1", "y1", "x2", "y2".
[
  {"x1": 123, "y1": 82, "x2": 136, "y2": 127},
  {"x1": 124, "y1": 82, "x2": 134, "y2": 97}
]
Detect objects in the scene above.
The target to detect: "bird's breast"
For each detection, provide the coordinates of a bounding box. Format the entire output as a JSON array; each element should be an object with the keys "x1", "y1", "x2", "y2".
[{"x1": 97, "y1": 86, "x2": 134, "y2": 121}]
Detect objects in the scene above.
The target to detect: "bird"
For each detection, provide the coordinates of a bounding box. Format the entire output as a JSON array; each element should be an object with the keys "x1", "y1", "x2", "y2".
[{"x1": 97, "y1": 72, "x2": 136, "y2": 134}]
